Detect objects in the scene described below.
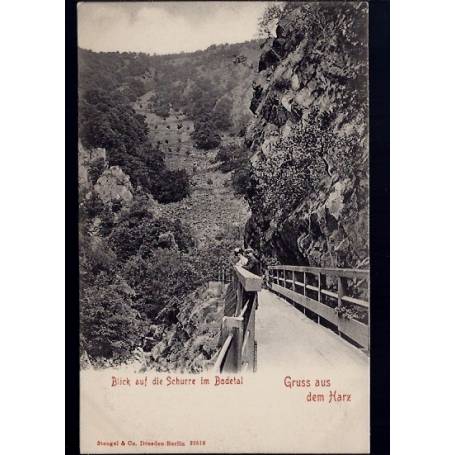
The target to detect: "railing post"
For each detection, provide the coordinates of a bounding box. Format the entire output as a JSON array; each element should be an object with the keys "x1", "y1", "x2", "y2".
[
  {"x1": 317, "y1": 273, "x2": 321, "y2": 301},
  {"x1": 337, "y1": 276, "x2": 345, "y2": 308},
  {"x1": 367, "y1": 276, "x2": 370, "y2": 352},
  {"x1": 233, "y1": 325, "x2": 242, "y2": 371},
  {"x1": 235, "y1": 279, "x2": 243, "y2": 316},
  {"x1": 222, "y1": 316, "x2": 243, "y2": 372},
  {"x1": 283, "y1": 269, "x2": 286, "y2": 288},
  {"x1": 337, "y1": 276, "x2": 346, "y2": 336},
  {"x1": 303, "y1": 271, "x2": 306, "y2": 296},
  {"x1": 242, "y1": 293, "x2": 257, "y2": 373},
  {"x1": 317, "y1": 272, "x2": 321, "y2": 324},
  {"x1": 292, "y1": 270, "x2": 296, "y2": 291}
]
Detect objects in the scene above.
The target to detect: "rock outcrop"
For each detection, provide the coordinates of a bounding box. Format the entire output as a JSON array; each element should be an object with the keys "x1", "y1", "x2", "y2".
[
  {"x1": 78, "y1": 142, "x2": 107, "y2": 192},
  {"x1": 143, "y1": 283, "x2": 226, "y2": 373},
  {"x1": 244, "y1": 2, "x2": 369, "y2": 269},
  {"x1": 94, "y1": 166, "x2": 134, "y2": 206}
]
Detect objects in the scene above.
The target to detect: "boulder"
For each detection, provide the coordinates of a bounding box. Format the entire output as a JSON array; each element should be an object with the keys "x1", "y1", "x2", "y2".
[{"x1": 94, "y1": 166, "x2": 134, "y2": 206}]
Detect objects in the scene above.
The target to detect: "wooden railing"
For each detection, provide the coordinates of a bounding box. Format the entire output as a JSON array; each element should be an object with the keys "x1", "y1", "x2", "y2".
[
  {"x1": 213, "y1": 265, "x2": 262, "y2": 373},
  {"x1": 267, "y1": 265, "x2": 370, "y2": 351}
]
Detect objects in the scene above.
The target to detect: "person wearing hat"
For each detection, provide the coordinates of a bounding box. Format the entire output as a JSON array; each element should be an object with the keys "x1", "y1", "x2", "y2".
[
  {"x1": 244, "y1": 247, "x2": 261, "y2": 275},
  {"x1": 233, "y1": 247, "x2": 248, "y2": 267},
  {"x1": 222, "y1": 247, "x2": 249, "y2": 318}
]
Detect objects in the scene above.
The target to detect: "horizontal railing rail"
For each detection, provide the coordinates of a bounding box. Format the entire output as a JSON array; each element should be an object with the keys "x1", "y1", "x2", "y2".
[
  {"x1": 267, "y1": 265, "x2": 370, "y2": 351},
  {"x1": 268, "y1": 264, "x2": 369, "y2": 280},
  {"x1": 213, "y1": 265, "x2": 262, "y2": 374}
]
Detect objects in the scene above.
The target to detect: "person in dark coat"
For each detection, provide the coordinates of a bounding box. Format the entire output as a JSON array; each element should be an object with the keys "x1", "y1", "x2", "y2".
[
  {"x1": 243, "y1": 247, "x2": 261, "y2": 276},
  {"x1": 223, "y1": 248, "x2": 245, "y2": 317}
]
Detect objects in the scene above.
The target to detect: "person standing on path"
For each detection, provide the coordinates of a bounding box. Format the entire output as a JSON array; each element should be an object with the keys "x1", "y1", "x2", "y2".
[
  {"x1": 243, "y1": 247, "x2": 261, "y2": 276},
  {"x1": 223, "y1": 248, "x2": 248, "y2": 317}
]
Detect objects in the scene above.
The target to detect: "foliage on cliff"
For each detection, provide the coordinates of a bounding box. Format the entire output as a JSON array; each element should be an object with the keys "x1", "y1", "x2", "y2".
[
  {"x1": 245, "y1": 1, "x2": 369, "y2": 269},
  {"x1": 79, "y1": 144, "x2": 243, "y2": 367},
  {"x1": 78, "y1": 49, "x2": 190, "y2": 204}
]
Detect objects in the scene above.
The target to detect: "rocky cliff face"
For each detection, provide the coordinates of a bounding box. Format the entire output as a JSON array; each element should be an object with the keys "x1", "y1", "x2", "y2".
[
  {"x1": 244, "y1": 2, "x2": 369, "y2": 269},
  {"x1": 78, "y1": 142, "x2": 107, "y2": 192},
  {"x1": 142, "y1": 283, "x2": 226, "y2": 373}
]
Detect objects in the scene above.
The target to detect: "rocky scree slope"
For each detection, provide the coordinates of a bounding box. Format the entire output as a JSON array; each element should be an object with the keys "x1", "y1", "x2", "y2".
[{"x1": 135, "y1": 102, "x2": 250, "y2": 249}]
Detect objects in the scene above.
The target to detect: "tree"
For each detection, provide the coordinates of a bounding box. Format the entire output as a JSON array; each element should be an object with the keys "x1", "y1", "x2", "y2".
[
  {"x1": 80, "y1": 191, "x2": 104, "y2": 219},
  {"x1": 87, "y1": 157, "x2": 106, "y2": 184},
  {"x1": 232, "y1": 166, "x2": 252, "y2": 196},
  {"x1": 154, "y1": 169, "x2": 190, "y2": 203},
  {"x1": 257, "y1": 2, "x2": 285, "y2": 38},
  {"x1": 80, "y1": 284, "x2": 146, "y2": 363},
  {"x1": 121, "y1": 250, "x2": 202, "y2": 319},
  {"x1": 191, "y1": 120, "x2": 221, "y2": 150},
  {"x1": 212, "y1": 96, "x2": 233, "y2": 131}
]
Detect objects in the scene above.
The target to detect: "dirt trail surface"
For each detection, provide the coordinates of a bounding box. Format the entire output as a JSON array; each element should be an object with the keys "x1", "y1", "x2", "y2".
[{"x1": 135, "y1": 91, "x2": 250, "y2": 247}]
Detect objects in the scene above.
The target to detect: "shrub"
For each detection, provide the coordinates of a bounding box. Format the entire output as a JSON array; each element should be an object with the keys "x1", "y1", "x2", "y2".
[
  {"x1": 81, "y1": 191, "x2": 104, "y2": 219},
  {"x1": 216, "y1": 144, "x2": 248, "y2": 173},
  {"x1": 109, "y1": 207, "x2": 193, "y2": 262},
  {"x1": 232, "y1": 166, "x2": 252, "y2": 196},
  {"x1": 191, "y1": 120, "x2": 221, "y2": 150},
  {"x1": 212, "y1": 96, "x2": 233, "y2": 131},
  {"x1": 88, "y1": 158, "x2": 106, "y2": 184},
  {"x1": 153, "y1": 169, "x2": 190, "y2": 204},
  {"x1": 122, "y1": 250, "x2": 202, "y2": 319},
  {"x1": 80, "y1": 234, "x2": 117, "y2": 281}
]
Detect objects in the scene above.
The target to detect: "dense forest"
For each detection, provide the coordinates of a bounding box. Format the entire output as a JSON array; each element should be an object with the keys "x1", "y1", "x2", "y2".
[
  {"x1": 141, "y1": 41, "x2": 259, "y2": 137},
  {"x1": 78, "y1": 40, "x2": 259, "y2": 369}
]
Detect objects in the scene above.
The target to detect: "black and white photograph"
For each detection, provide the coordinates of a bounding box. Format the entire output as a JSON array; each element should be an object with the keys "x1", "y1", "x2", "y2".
[{"x1": 77, "y1": 1, "x2": 372, "y2": 452}]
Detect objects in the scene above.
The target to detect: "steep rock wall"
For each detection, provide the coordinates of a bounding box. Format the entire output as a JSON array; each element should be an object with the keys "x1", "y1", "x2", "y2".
[{"x1": 244, "y1": 2, "x2": 369, "y2": 269}]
